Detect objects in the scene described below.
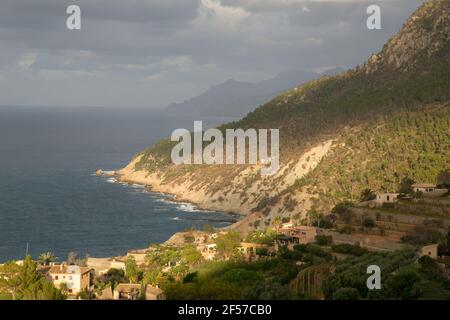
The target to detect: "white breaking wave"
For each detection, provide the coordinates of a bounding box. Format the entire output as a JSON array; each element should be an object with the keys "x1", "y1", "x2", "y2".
[
  {"x1": 154, "y1": 198, "x2": 201, "y2": 212},
  {"x1": 177, "y1": 203, "x2": 202, "y2": 212},
  {"x1": 99, "y1": 176, "x2": 212, "y2": 214}
]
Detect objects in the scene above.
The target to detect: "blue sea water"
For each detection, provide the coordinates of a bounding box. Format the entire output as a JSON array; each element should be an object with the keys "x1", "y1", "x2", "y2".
[{"x1": 0, "y1": 106, "x2": 237, "y2": 262}]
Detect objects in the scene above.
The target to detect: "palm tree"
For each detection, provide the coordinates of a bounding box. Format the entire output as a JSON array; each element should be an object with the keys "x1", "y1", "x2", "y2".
[
  {"x1": 306, "y1": 209, "x2": 321, "y2": 227},
  {"x1": 38, "y1": 252, "x2": 56, "y2": 266},
  {"x1": 360, "y1": 188, "x2": 376, "y2": 201},
  {"x1": 273, "y1": 216, "x2": 282, "y2": 233}
]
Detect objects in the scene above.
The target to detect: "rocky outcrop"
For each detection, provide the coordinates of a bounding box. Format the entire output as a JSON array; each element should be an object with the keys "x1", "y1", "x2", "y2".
[
  {"x1": 365, "y1": 0, "x2": 450, "y2": 73},
  {"x1": 116, "y1": 139, "x2": 335, "y2": 225}
]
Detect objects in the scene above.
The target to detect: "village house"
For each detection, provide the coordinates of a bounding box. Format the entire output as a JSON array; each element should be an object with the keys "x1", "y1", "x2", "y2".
[
  {"x1": 412, "y1": 183, "x2": 448, "y2": 197},
  {"x1": 12, "y1": 260, "x2": 24, "y2": 266},
  {"x1": 375, "y1": 192, "x2": 400, "y2": 204},
  {"x1": 200, "y1": 243, "x2": 217, "y2": 261},
  {"x1": 210, "y1": 233, "x2": 219, "y2": 240},
  {"x1": 413, "y1": 183, "x2": 438, "y2": 193},
  {"x1": 47, "y1": 264, "x2": 93, "y2": 295},
  {"x1": 145, "y1": 285, "x2": 166, "y2": 300},
  {"x1": 113, "y1": 284, "x2": 165, "y2": 300},
  {"x1": 275, "y1": 226, "x2": 318, "y2": 251},
  {"x1": 275, "y1": 235, "x2": 300, "y2": 251},
  {"x1": 86, "y1": 257, "x2": 126, "y2": 276},
  {"x1": 97, "y1": 286, "x2": 114, "y2": 300},
  {"x1": 113, "y1": 284, "x2": 141, "y2": 300},
  {"x1": 281, "y1": 222, "x2": 294, "y2": 230},
  {"x1": 238, "y1": 242, "x2": 270, "y2": 261},
  {"x1": 420, "y1": 244, "x2": 439, "y2": 259},
  {"x1": 162, "y1": 260, "x2": 181, "y2": 273},
  {"x1": 283, "y1": 226, "x2": 317, "y2": 244}
]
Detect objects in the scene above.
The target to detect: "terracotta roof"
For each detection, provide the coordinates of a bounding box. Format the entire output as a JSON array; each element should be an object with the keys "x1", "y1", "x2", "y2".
[
  {"x1": 114, "y1": 283, "x2": 141, "y2": 293},
  {"x1": 98, "y1": 287, "x2": 113, "y2": 300},
  {"x1": 48, "y1": 265, "x2": 92, "y2": 275},
  {"x1": 146, "y1": 286, "x2": 163, "y2": 296}
]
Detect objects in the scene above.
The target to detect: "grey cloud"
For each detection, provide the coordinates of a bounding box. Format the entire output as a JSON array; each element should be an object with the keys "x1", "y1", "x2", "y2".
[
  {"x1": 0, "y1": 0, "x2": 199, "y2": 28},
  {"x1": 0, "y1": 0, "x2": 425, "y2": 108}
]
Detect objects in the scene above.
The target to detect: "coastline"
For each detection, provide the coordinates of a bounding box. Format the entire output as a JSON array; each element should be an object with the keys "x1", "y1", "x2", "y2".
[
  {"x1": 110, "y1": 171, "x2": 242, "y2": 223},
  {"x1": 107, "y1": 169, "x2": 241, "y2": 258},
  {"x1": 0, "y1": 172, "x2": 239, "y2": 264},
  {"x1": 90, "y1": 136, "x2": 338, "y2": 259},
  {"x1": 112, "y1": 154, "x2": 253, "y2": 216}
]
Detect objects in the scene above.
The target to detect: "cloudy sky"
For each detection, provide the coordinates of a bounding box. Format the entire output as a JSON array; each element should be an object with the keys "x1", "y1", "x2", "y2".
[{"x1": 0, "y1": 0, "x2": 424, "y2": 108}]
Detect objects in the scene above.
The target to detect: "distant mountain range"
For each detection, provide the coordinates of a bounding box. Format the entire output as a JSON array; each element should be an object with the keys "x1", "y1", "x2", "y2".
[{"x1": 165, "y1": 68, "x2": 344, "y2": 117}]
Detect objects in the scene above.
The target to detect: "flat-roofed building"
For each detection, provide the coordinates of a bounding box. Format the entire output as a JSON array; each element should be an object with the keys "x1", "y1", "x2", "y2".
[
  {"x1": 412, "y1": 183, "x2": 447, "y2": 197},
  {"x1": 375, "y1": 193, "x2": 399, "y2": 204},
  {"x1": 420, "y1": 244, "x2": 438, "y2": 259}
]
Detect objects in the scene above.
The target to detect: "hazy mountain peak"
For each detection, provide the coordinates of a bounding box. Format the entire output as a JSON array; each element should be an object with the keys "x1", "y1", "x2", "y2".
[{"x1": 166, "y1": 69, "x2": 321, "y2": 117}]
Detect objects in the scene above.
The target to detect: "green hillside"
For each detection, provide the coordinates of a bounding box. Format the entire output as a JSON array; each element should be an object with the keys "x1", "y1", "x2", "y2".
[
  {"x1": 285, "y1": 106, "x2": 450, "y2": 206},
  {"x1": 129, "y1": 0, "x2": 450, "y2": 215}
]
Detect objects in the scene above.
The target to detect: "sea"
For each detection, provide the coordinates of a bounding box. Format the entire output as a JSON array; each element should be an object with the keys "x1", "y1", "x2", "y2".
[{"x1": 0, "y1": 105, "x2": 238, "y2": 262}]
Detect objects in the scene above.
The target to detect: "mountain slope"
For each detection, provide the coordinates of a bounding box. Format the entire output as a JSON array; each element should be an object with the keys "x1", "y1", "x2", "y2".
[{"x1": 118, "y1": 0, "x2": 450, "y2": 232}]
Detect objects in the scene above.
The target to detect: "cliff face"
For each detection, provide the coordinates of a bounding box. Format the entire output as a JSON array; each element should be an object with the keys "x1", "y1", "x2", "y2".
[
  {"x1": 118, "y1": 0, "x2": 450, "y2": 233},
  {"x1": 117, "y1": 139, "x2": 335, "y2": 215}
]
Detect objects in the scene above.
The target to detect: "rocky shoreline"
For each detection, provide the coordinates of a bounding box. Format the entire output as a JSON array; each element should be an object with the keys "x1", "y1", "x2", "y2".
[
  {"x1": 112, "y1": 155, "x2": 254, "y2": 216},
  {"x1": 106, "y1": 139, "x2": 336, "y2": 236},
  {"x1": 96, "y1": 166, "x2": 242, "y2": 234}
]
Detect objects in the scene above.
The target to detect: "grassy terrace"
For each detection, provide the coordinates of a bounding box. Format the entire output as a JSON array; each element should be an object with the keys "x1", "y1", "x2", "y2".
[
  {"x1": 356, "y1": 204, "x2": 450, "y2": 221},
  {"x1": 0, "y1": 293, "x2": 12, "y2": 300}
]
